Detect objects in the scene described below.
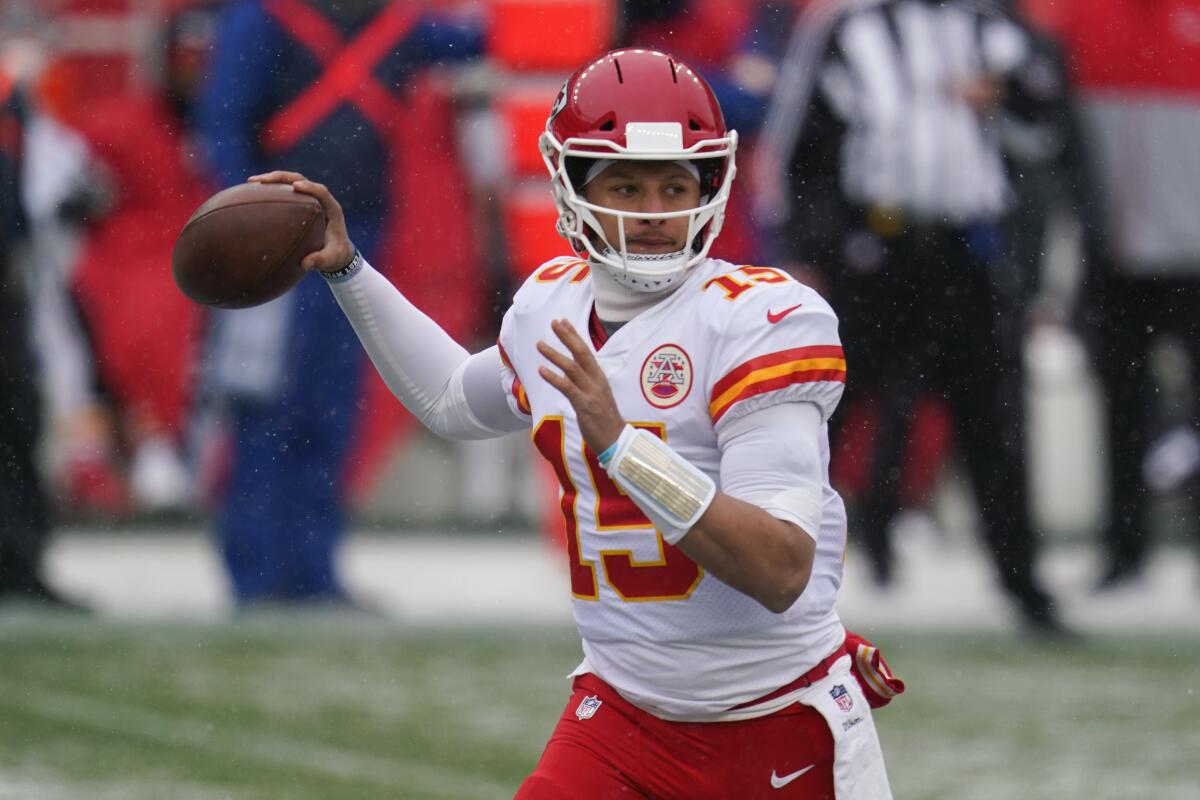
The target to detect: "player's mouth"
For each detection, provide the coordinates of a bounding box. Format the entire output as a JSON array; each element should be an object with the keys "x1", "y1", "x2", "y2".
[{"x1": 626, "y1": 236, "x2": 679, "y2": 253}]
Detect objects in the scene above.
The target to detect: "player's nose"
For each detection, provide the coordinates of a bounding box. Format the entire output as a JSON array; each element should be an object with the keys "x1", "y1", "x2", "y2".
[{"x1": 637, "y1": 191, "x2": 669, "y2": 219}]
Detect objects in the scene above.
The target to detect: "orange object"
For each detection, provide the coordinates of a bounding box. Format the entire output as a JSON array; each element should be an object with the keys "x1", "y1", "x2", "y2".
[
  {"x1": 503, "y1": 184, "x2": 570, "y2": 281},
  {"x1": 495, "y1": 80, "x2": 562, "y2": 176},
  {"x1": 488, "y1": 0, "x2": 616, "y2": 70}
]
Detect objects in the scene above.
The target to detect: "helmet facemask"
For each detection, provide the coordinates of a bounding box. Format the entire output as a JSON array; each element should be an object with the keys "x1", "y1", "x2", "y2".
[{"x1": 541, "y1": 123, "x2": 739, "y2": 292}]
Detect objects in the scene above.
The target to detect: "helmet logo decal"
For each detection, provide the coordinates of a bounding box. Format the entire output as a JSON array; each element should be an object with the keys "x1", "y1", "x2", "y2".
[
  {"x1": 548, "y1": 79, "x2": 569, "y2": 124},
  {"x1": 641, "y1": 344, "x2": 693, "y2": 409}
]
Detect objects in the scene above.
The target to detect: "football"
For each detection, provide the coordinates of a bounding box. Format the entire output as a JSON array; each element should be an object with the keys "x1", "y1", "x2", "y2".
[{"x1": 172, "y1": 182, "x2": 325, "y2": 309}]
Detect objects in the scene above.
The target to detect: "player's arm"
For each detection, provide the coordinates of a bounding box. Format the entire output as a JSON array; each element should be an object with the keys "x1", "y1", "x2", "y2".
[
  {"x1": 539, "y1": 319, "x2": 818, "y2": 613},
  {"x1": 250, "y1": 171, "x2": 526, "y2": 439},
  {"x1": 684, "y1": 403, "x2": 821, "y2": 613}
]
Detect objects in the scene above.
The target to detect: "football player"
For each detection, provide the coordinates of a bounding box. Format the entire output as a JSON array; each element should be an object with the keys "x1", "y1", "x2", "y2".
[{"x1": 252, "y1": 48, "x2": 899, "y2": 799}]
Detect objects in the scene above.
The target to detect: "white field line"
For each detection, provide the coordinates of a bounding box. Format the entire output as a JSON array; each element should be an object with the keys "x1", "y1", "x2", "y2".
[{"x1": 0, "y1": 683, "x2": 513, "y2": 800}]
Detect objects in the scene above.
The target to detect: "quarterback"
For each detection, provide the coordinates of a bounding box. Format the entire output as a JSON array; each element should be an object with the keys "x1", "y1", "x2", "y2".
[{"x1": 253, "y1": 49, "x2": 900, "y2": 799}]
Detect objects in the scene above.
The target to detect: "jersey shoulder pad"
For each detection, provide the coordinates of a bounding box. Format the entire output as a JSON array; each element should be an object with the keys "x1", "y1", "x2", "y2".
[
  {"x1": 510, "y1": 256, "x2": 592, "y2": 312},
  {"x1": 695, "y1": 262, "x2": 837, "y2": 337},
  {"x1": 702, "y1": 266, "x2": 846, "y2": 426}
]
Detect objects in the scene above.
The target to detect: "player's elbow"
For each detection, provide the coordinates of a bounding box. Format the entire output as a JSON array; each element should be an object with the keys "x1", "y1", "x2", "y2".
[
  {"x1": 759, "y1": 567, "x2": 812, "y2": 614},
  {"x1": 758, "y1": 535, "x2": 814, "y2": 613}
]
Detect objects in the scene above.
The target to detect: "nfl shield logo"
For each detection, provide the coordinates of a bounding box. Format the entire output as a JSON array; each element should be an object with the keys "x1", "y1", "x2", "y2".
[
  {"x1": 830, "y1": 684, "x2": 854, "y2": 712},
  {"x1": 575, "y1": 695, "x2": 603, "y2": 721}
]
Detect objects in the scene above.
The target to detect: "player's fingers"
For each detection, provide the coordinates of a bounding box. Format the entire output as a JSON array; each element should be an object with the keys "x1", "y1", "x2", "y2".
[
  {"x1": 288, "y1": 180, "x2": 354, "y2": 272},
  {"x1": 236, "y1": 174, "x2": 350, "y2": 274},
  {"x1": 295, "y1": 180, "x2": 350, "y2": 238},
  {"x1": 538, "y1": 365, "x2": 576, "y2": 398},
  {"x1": 536, "y1": 340, "x2": 584, "y2": 383},
  {"x1": 301, "y1": 244, "x2": 347, "y2": 272},
  {"x1": 291, "y1": 179, "x2": 343, "y2": 220},
  {"x1": 248, "y1": 170, "x2": 307, "y2": 184},
  {"x1": 550, "y1": 319, "x2": 599, "y2": 371}
]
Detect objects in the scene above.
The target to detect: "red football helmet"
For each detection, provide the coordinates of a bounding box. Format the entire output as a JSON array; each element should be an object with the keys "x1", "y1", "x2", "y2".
[{"x1": 539, "y1": 48, "x2": 738, "y2": 290}]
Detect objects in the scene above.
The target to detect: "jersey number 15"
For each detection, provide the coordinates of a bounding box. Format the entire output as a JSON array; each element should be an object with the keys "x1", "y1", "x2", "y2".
[{"x1": 533, "y1": 417, "x2": 704, "y2": 603}]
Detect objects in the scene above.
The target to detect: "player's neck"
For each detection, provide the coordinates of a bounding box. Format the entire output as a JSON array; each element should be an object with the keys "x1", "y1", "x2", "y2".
[{"x1": 590, "y1": 260, "x2": 680, "y2": 324}]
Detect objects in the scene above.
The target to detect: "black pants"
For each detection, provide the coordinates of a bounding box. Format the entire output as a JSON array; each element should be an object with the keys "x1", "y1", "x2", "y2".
[
  {"x1": 1093, "y1": 273, "x2": 1200, "y2": 572},
  {"x1": 0, "y1": 286, "x2": 49, "y2": 593},
  {"x1": 827, "y1": 223, "x2": 1049, "y2": 612}
]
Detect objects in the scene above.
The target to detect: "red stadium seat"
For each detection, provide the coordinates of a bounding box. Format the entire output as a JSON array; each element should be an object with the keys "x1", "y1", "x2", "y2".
[
  {"x1": 496, "y1": 79, "x2": 563, "y2": 176},
  {"x1": 488, "y1": 0, "x2": 616, "y2": 71},
  {"x1": 503, "y1": 182, "x2": 571, "y2": 280}
]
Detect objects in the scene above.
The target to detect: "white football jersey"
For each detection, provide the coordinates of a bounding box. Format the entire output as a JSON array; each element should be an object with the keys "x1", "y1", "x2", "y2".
[{"x1": 498, "y1": 256, "x2": 849, "y2": 720}]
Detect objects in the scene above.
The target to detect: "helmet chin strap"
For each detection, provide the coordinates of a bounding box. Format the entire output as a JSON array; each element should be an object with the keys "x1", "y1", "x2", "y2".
[{"x1": 591, "y1": 248, "x2": 690, "y2": 324}]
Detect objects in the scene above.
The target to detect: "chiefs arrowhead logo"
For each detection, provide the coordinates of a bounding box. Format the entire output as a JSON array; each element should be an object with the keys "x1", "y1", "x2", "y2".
[{"x1": 640, "y1": 344, "x2": 693, "y2": 409}]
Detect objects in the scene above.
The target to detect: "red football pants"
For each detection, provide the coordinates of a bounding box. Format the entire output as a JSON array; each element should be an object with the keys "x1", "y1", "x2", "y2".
[{"x1": 515, "y1": 673, "x2": 835, "y2": 800}]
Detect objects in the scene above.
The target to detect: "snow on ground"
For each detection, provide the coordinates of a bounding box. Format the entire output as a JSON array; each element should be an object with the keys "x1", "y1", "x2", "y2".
[{"x1": 42, "y1": 526, "x2": 1200, "y2": 633}]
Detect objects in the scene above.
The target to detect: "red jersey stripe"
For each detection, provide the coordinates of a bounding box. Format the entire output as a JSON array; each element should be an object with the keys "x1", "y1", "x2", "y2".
[
  {"x1": 710, "y1": 345, "x2": 845, "y2": 402},
  {"x1": 497, "y1": 341, "x2": 515, "y2": 369},
  {"x1": 496, "y1": 342, "x2": 532, "y2": 415},
  {"x1": 710, "y1": 366, "x2": 846, "y2": 423},
  {"x1": 513, "y1": 379, "x2": 531, "y2": 415}
]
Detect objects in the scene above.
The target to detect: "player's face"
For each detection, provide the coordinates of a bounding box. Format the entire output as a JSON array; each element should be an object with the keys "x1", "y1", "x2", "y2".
[{"x1": 582, "y1": 161, "x2": 702, "y2": 255}]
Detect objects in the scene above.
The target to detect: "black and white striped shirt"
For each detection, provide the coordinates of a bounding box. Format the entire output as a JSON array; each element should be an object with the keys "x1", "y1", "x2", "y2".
[{"x1": 758, "y1": 0, "x2": 1054, "y2": 228}]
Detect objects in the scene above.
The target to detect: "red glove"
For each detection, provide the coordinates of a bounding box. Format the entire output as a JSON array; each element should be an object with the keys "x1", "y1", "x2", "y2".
[{"x1": 844, "y1": 630, "x2": 906, "y2": 709}]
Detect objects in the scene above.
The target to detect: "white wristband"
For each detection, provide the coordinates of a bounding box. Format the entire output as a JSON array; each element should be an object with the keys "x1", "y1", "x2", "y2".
[{"x1": 605, "y1": 425, "x2": 716, "y2": 545}]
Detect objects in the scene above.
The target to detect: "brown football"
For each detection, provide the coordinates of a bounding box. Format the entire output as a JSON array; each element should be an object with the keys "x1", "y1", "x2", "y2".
[{"x1": 172, "y1": 182, "x2": 325, "y2": 309}]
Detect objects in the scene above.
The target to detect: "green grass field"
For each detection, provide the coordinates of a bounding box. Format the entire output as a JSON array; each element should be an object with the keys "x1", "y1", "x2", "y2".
[{"x1": 1, "y1": 613, "x2": 1196, "y2": 799}]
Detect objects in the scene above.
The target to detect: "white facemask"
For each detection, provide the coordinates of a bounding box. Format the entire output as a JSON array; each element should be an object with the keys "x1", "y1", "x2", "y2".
[{"x1": 540, "y1": 124, "x2": 739, "y2": 294}]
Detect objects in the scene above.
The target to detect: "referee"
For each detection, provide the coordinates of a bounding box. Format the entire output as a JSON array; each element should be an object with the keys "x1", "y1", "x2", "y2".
[{"x1": 757, "y1": 0, "x2": 1066, "y2": 633}]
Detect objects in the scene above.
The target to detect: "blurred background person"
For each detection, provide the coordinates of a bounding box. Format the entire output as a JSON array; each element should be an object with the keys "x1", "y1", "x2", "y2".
[
  {"x1": 66, "y1": 2, "x2": 218, "y2": 516},
  {"x1": 193, "y1": 0, "x2": 484, "y2": 607},
  {"x1": 757, "y1": 0, "x2": 1069, "y2": 632},
  {"x1": 0, "y1": 42, "x2": 84, "y2": 609},
  {"x1": 1030, "y1": 0, "x2": 1200, "y2": 590},
  {"x1": 0, "y1": 13, "x2": 128, "y2": 520}
]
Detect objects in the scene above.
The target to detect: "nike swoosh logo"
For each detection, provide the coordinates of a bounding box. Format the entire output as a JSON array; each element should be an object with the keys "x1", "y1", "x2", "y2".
[
  {"x1": 770, "y1": 765, "x2": 815, "y2": 789},
  {"x1": 766, "y1": 303, "x2": 803, "y2": 324}
]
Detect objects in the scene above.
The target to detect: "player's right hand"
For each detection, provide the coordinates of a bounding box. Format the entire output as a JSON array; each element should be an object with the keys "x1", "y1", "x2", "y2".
[
  {"x1": 537, "y1": 319, "x2": 626, "y2": 455},
  {"x1": 248, "y1": 170, "x2": 356, "y2": 273}
]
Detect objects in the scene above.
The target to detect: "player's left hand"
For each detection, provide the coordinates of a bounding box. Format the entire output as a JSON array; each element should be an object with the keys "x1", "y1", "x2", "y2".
[
  {"x1": 247, "y1": 170, "x2": 355, "y2": 273},
  {"x1": 537, "y1": 319, "x2": 625, "y2": 454}
]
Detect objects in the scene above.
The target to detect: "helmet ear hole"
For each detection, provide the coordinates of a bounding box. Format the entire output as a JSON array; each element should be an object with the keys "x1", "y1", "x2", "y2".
[
  {"x1": 698, "y1": 159, "x2": 723, "y2": 196},
  {"x1": 563, "y1": 157, "x2": 592, "y2": 194}
]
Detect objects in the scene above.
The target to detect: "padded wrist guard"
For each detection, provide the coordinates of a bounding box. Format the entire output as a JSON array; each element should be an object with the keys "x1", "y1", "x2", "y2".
[{"x1": 604, "y1": 425, "x2": 716, "y2": 545}]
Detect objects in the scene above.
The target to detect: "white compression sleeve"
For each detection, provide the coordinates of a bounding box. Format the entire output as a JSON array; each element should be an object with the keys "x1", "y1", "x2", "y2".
[
  {"x1": 327, "y1": 260, "x2": 526, "y2": 440},
  {"x1": 716, "y1": 402, "x2": 826, "y2": 539}
]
